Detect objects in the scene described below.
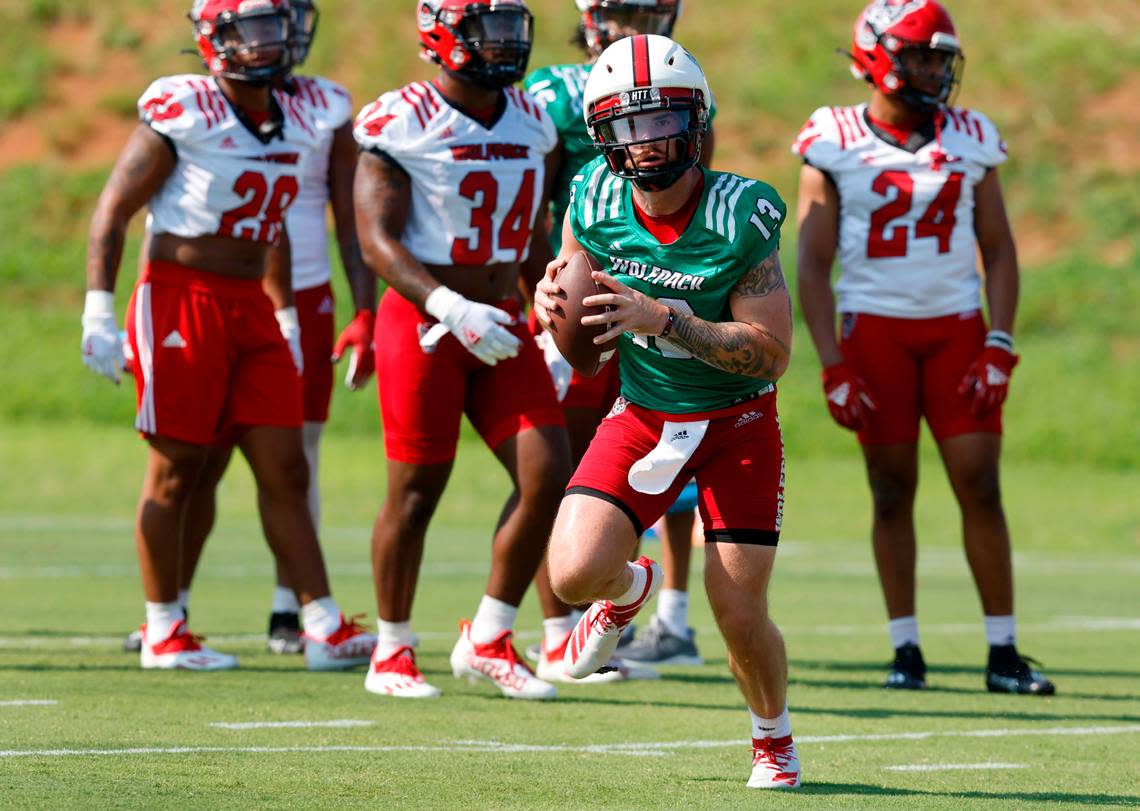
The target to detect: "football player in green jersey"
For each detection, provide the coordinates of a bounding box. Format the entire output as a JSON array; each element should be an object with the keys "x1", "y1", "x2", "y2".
[
  {"x1": 533, "y1": 36, "x2": 800, "y2": 789},
  {"x1": 523, "y1": 0, "x2": 714, "y2": 678}
]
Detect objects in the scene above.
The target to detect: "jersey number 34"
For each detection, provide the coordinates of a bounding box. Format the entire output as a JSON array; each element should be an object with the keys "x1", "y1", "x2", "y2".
[{"x1": 452, "y1": 170, "x2": 536, "y2": 264}]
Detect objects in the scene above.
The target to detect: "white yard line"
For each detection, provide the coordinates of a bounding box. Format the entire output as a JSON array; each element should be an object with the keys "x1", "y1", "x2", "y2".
[
  {"x1": 1, "y1": 723, "x2": 1137, "y2": 759},
  {"x1": 210, "y1": 720, "x2": 375, "y2": 730},
  {"x1": 885, "y1": 762, "x2": 1028, "y2": 772},
  {"x1": 0, "y1": 700, "x2": 57, "y2": 707}
]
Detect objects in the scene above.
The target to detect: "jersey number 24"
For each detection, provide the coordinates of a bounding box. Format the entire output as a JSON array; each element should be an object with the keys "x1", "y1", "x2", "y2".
[{"x1": 867, "y1": 170, "x2": 964, "y2": 259}]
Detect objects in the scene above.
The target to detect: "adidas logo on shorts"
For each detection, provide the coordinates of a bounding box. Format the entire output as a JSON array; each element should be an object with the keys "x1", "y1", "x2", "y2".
[
  {"x1": 734, "y1": 410, "x2": 762, "y2": 429},
  {"x1": 671, "y1": 430, "x2": 689, "y2": 442},
  {"x1": 161, "y1": 330, "x2": 187, "y2": 349}
]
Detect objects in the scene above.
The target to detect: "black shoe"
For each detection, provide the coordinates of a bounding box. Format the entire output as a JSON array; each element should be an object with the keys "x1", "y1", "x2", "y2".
[
  {"x1": 986, "y1": 645, "x2": 1056, "y2": 695},
  {"x1": 884, "y1": 642, "x2": 927, "y2": 689},
  {"x1": 267, "y1": 611, "x2": 304, "y2": 655}
]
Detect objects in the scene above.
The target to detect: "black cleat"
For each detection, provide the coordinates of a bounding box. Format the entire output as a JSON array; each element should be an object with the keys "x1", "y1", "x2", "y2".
[
  {"x1": 884, "y1": 642, "x2": 927, "y2": 689},
  {"x1": 986, "y1": 645, "x2": 1056, "y2": 695},
  {"x1": 267, "y1": 611, "x2": 304, "y2": 655}
]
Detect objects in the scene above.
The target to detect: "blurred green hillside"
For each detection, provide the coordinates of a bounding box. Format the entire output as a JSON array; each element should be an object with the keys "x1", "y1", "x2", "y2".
[{"x1": 1, "y1": 0, "x2": 1137, "y2": 469}]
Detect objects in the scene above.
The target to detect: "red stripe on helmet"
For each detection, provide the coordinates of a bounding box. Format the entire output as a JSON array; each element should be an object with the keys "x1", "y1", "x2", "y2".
[{"x1": 632, "y1": 35, "x2": 651, "y2": 88}]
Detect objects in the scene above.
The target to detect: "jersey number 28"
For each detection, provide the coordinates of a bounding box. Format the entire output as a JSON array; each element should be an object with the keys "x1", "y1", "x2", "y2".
[
  {"x1": 867, "y1": 170, "x2": 964, "y2": 258},
  {"x1": 218, "y1": 171, "x2": 298, "y2": 243}
]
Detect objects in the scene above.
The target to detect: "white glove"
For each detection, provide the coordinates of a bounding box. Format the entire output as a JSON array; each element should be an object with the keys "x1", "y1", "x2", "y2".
[
  {"x1": 535, "y1": 330, "x2": 572, "y2": 401},
  {"x1": 275, "y1": 306, "x2": 304, "y2": 376},
  {"x1": 81, "y1": 290, "x2": 124, "y2": 385},
  {"x1": 422, "y1": 286, "x2": 520, "y2": 366}
]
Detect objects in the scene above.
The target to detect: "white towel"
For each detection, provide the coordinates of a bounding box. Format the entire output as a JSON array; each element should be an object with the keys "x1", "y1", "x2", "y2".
[{"x1": 627, "y1": 419, "x2": 709, "y2": 495}]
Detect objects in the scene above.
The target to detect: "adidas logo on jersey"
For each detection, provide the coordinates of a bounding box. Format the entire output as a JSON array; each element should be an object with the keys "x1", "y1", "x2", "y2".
[
  {"x1": 219, "y1": 136, "x2": 238, "y2": 149},
  {"x1": 609, "y1": 257, "x2": 705, "y2": 291},
  {"x1": 161, "y1": 330, "x2": 187, "y2": 349},
  {"x1": 438, "y1": 126, "x2": 454, "y2": 140}
]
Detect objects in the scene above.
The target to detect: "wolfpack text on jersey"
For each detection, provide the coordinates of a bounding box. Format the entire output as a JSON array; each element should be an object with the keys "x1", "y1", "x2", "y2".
[
  {"x1": 138, "y1": 74, "x2": 321, "y2": 245},
  {"x1": 353, "y1": 81, "x2": 557, "y2": 266},
  {"x1": 793, "y1": 103, "x2": 1007, "y2": 318}
]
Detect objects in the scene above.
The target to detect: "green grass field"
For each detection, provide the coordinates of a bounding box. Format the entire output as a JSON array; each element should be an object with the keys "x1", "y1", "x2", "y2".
[{"x1": 1, "y1": 423, "x2": 1138, "y2": 808}]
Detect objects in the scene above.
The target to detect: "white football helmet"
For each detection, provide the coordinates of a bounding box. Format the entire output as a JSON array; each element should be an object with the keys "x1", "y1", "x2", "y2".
[{"x1": 583, "y1": 34, "x2": 710, "y2": 190}]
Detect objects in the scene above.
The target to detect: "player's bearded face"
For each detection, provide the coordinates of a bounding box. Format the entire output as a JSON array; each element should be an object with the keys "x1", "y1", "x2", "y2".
[{"x1": 602, "y1": 110, "x2": 688, "y2": 171}]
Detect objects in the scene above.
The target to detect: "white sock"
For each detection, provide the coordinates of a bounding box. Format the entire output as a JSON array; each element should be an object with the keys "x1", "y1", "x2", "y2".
[
  {"x1": 469, "y1": 595, "x2": 517, "y2": 644},
  {"x1": 376, "y1": 619, "x2": 416, "y2": 659},
  {"x1": 749, "y1": 706, "x2": 792, "y2": 740},
  {"x1": 145, "y1": 601, "x2": 184, "y2": 645},
  {"x1": 300, "y1": 596, "x2": 341, "y2": 640},
  {"x1": 984, "y1": 614, "x2": 1016, "y2": 647},
  {"x1": 178, "y1": 589, "x2": 190, "y2": 613},
  {"x1": 543, "y1": 615, "x2": 576, "y2": 646},
  {"x1": 272, "y1": 586, "x2": 300, "y2": 614},
  {"x1": 655, "y1": 589, "x2": 690, "y2": 638},
  {"x1": 888, "y1": 615, "x2": 920, "y2": 649},
  {"x1": 302, "y1": 421, "x2": 323, "y2": 530},
  {"x1": 613, "y1": 561, "x2": 649, "y2": 607}
]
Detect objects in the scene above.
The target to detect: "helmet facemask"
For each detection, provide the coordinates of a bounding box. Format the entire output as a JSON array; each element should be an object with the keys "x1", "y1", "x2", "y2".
[
  {"x1": 589, "y1": 89, "x2": 707, "y2": 191},
  {"x1": 288, "y1": 0, "x2": 319, "y2": 66},
  {"x1": 886, "y1": 34, "x2": 963, "y2": 112},
  {"x1": 195, "y1": 4, "x2": 293, "y2": 84},
  {"x1": 433, "y1": 4, "x2": 534, "y2": 90},
  {"x1": 582, "y1": 1, "x2": 677, "y2": 56}
]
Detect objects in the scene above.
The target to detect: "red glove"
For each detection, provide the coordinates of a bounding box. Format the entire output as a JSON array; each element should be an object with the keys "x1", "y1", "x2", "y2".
[
  {"x1": 331, "y1": 309, "x2": 375, "y2": 390},
  {"x1": 822, "y1": 362, "x2": 877, "y2": 432},
  {"x1": 958, "y1": 344, "x2": 1018, "y2": 417}
]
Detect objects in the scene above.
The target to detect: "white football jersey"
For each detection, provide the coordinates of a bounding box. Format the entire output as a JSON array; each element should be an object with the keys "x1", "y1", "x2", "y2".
[
  {"x1": 139, "y1": 74, "x2": 321, "y2": 246},
  {"x1": 793, "y1": 103, "x2": 1008, "y2": 318},
  {"x1": 283, "y1": 75, "x2": 354, "y2": 291},
  {"x1": 353, "y1": 81, "x2": 557, "y2": 265}
]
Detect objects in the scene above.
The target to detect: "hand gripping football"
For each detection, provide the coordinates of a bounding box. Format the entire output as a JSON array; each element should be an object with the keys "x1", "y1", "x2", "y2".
[{"x1": 546, "y1": 251, "x2": 618, "y2": 377}]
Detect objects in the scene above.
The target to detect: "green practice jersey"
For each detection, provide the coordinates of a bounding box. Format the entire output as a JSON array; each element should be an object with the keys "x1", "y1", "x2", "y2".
[
  {"x1": 569, "y1": 156, "x2": 786, "y2": 413},
  {"x1": 524, "y1": 62, "x2": 717, "y2": 256},
  {"x1": 524, "y1": 63, "x2": 594, "y2": 255}
]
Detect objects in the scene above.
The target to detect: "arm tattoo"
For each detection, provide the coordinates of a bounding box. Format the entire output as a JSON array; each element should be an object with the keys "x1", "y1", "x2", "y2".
[
  {"x1": 734, "y1": 251, "x2": 786, "y2": 298},
  {"x1": 664, "y1": 251, "x2": 790, "y2": 379},
  {"x1": 669, "y1": 315, "x2": 787, "y2": 379}
]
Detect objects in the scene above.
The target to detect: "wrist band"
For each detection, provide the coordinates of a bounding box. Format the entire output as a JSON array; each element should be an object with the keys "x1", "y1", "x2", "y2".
[
  {"x1": 984, "y1": 330, "x2": 1014, "y2": 352},
  {"x1": 659, "y1": 307, "x2": 675, "y2": 339}
]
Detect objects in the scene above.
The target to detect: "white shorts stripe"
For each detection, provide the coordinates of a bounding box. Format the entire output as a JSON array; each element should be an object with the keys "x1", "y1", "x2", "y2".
[{"x1": 133, "y1": 284, "x2": 156, "y2": 434}]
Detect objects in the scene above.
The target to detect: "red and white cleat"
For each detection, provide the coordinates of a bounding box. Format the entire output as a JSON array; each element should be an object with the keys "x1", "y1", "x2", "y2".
[
  {"x1": 564, "y1": 556, "x2": 661, "y2": 679},
  {"x1": 747, "y1": 735, "x2": 801, "y2": 789},
  {"x1": 139, "y1": 621, "x2": 238, "y2": 671},
  {"x1": 536, "y1": 631, "x2": 658, "y2": 683},
  {"x1": 304, "y1": 614, "x2": 376, "y2": 671},
  {"x1": 450, "y1": 620, "x2": 556, "y2": 700},
  {"x1": 364, "y1": 645, "x2": 441, "y2": 698}
]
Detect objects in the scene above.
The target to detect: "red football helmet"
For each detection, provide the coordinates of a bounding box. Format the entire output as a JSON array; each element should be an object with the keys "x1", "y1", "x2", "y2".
[
  {"x1": 191, "y1": 0, "x2": 292, "y2": 84},
  {"x1": 575, "y1": 0, "x2": 680, "y2": 57},
  {"x1": 850, "y1": 0, "x2": 963, "y2": 111},
  {"x1": 417, "y1": 0, "x2": 534, "y2": 90}
]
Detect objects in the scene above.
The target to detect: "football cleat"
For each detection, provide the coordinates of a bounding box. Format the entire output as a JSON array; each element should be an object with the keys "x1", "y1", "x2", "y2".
[
  {"x1": 303, "y1": 614, "x2": 376, "y2": 671},
  {"x1": 535, "y1": 631, "x2": 659, "y2": 683},
  {"x1": 617, "y1": 615, "x2": 703, "y2": 666},
  {"x1": 564, "y1": 556, "x2": 661, "y2": 679},
  {"x1": 122, "y1": 628, "x2": 143, "y2": 653},
  {"x1": 747, "y1": 735, "x2": 801, "y2": 789},
  {"x1": 267, "y1": 611, "x2": 304, "y2": 655},
  {"x1": 613, "y1": 621, "x2": 637, "y2": 651},
  {"x1": 986, "y1": 645, "x2": 1056, "y2": 695},
  {"x1": 450, "y1": 620, "x2": 556, "y2": 700},
  {"x1": 364, "y1": 645, "x2": 441, "y2": 698},
  {"x1": 884, "y1": 642, "x2": 927, "y2": 690},
  {"x1": 139, "y1": 621, "x2": 238, "y2": 671}
]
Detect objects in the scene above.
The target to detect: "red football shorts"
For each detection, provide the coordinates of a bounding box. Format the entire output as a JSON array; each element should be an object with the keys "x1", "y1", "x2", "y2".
[
  {"x1": 125, "y1": 261, "x2": 303, "y2": 446},
  {"x1": 840, "y1": 310, "x2": 1001, "y2": 445},
  {"x1": 375, "y1": 289, "x2": 565, "y2": 465},
  {"x1": 295, "y1": 282, "x2": 335, "y2": 423},
  {"x1": 567, "y1": 390, "x2": 784, "y2": 544}
]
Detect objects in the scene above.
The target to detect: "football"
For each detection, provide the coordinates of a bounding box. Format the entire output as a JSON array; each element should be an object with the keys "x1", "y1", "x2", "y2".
[{"x1": 547, "y1": 251, "x2": 619, "y2": 377}]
